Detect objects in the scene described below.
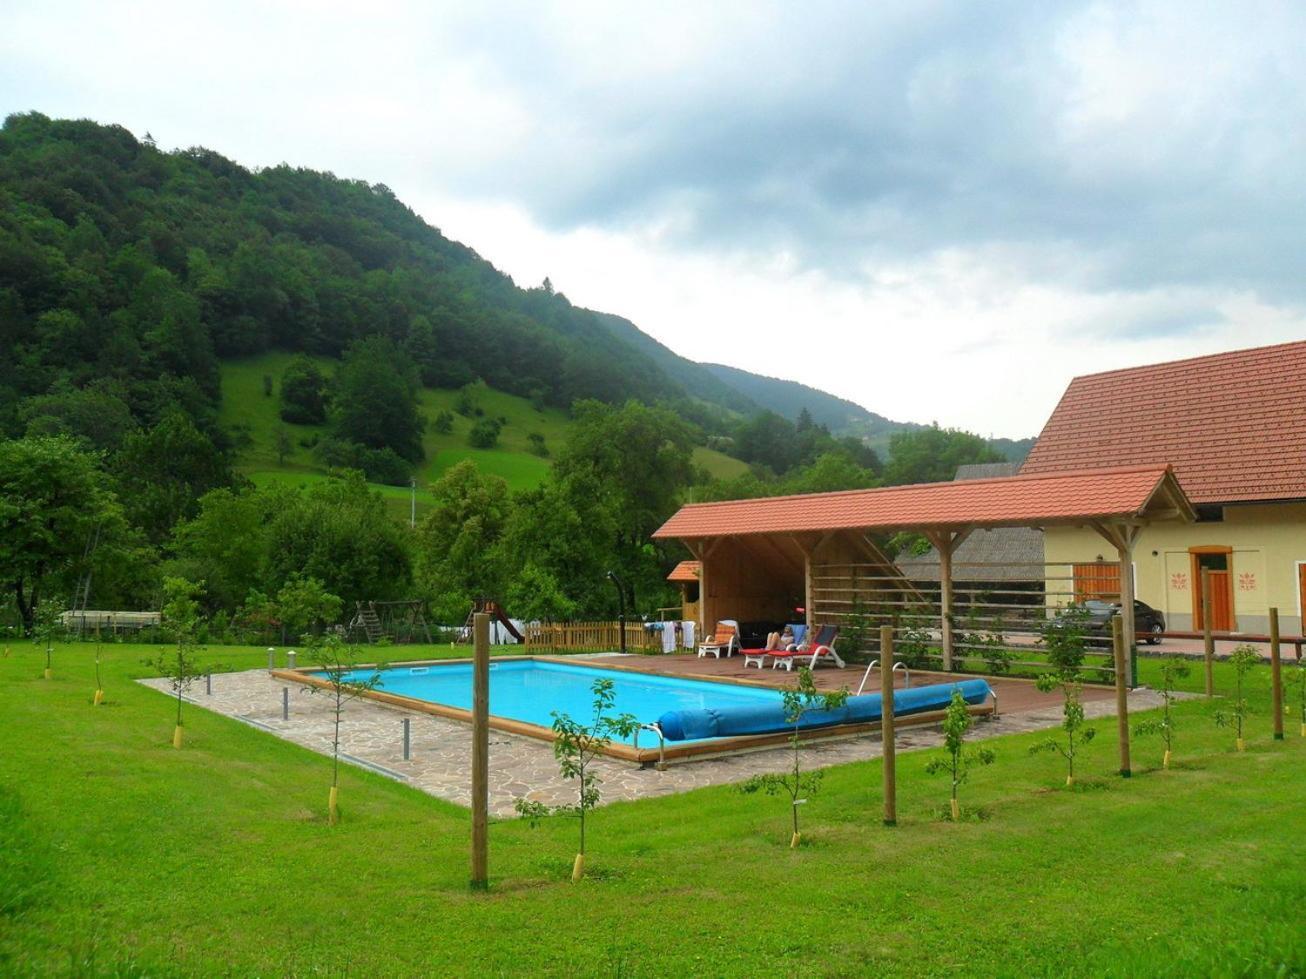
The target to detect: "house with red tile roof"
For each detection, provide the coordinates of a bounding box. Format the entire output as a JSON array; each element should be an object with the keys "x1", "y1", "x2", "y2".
[{"x1": 1021, "y1": 339, "x2": 1306, "y2": 634}]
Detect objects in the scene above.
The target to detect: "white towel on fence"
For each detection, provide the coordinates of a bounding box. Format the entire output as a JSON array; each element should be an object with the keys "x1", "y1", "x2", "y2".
[
  {"x1": 661, "y1": 622, "x2": 676, "y2": 654},
  {"x1": 681, "y1": 621, "x2": 695, "y2": 649}
]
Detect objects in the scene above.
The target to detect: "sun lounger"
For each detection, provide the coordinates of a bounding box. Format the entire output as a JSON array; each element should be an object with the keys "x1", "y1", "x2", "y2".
[
  {"x1": 769, "y1": 624, "x2": 845, "y2": 670},
  {"x1": 697, "y1": 620, "x2": 739, "y2": 659},
  {"x1": 740, "y1": 631, "x2": 786, "y2": 668}
]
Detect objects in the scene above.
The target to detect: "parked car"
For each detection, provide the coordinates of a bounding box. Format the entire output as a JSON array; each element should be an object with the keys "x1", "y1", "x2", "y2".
[{"x1": 1077, "y1": 599, "x2": 1166, "y2": 644}]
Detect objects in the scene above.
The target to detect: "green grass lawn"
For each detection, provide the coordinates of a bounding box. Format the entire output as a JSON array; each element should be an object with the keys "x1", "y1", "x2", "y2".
[
  {"x1": 2, "y1": 642, "x2": 1302, "y2": 977},
  {"x1": 220, "y1": 353, "x2": 750, "y2": 511}
]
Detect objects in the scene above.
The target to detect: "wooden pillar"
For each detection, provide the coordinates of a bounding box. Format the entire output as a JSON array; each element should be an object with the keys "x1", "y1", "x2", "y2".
[
  {"x1": 1202, "y1": 569, "x2": 1215, "y2": 698},
  {"x1": 1270, "y1": 607, "x2": 1284, "y2": 741},
  {"x1": 1115, "y1": 533, "x2": 1138, "y2": 689},
  {"x1": 1112, "y1": 615, "x2": 1131, "y2": 777},
  {"x1": 880, "y1": 625, "x2": 896, "y2": 827},
  {"x1": 938, "y1": 542, "x2": 955, "y2": 673},
  {"x1": 925, "y1": 529, "x2": 969, "y2": 674},
  {"x1": 804, "y1": 549, "x2": 814, "y2": 633},
  {"x1": 687, "y1": 540, "x2": 709, "y2": 638},
  {"x1": 470, "y1": 612, "x2": 490, "y2": 890}
]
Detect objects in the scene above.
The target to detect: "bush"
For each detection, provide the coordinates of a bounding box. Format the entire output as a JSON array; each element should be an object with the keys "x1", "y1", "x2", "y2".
[
  {"x1": 314, "y1": 438, "x2": 413, "y2": 485},
  {"x1": 527, "y1": 432, "x2": 549, "y2": 457},
  {"x1": 279, "y1": 356, "x2": 328, "y2": 425},
  {"x1": 467, "y1": 417, "x2": 502, "y2": 449},
  {"x1": 432, "y1": 410, "x2": 454, "y2": 434},
  {"x1": 454, "y1": 383, "x2": 479, "y2": 417}
]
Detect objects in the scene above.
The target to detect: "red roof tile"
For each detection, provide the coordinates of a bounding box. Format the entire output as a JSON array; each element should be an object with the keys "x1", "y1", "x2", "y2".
[
  {"x1": 666, "y1": 560, "x2": 701, "y2": 582},
  {"x1": 654, "y1": 465, "x2": 1188, "y2": 539},
  {"x1": 1021, "y1": 340, "x2": 1306, "y2": 504}
]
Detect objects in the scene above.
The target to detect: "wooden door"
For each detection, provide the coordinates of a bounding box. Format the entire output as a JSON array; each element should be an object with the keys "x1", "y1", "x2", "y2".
[
  {"x1": 1298, "y1": 565, "x2": 1306, "y2": 627},
  {"x1": 1206, "y1": 570, "x2": 1234, "y2": 631},
  {"x1": 1192, "y1": 567, "x2": 1235, "y2": 631},
  {"x1": 1191, "y1": 547, "x2": 1234, "y2": 632},
  {"x1": 1073, "y1": 562, "x2": 1120, "y2": 601}
]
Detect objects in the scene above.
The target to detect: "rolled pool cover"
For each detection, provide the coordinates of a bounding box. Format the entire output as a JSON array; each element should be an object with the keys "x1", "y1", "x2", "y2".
[{"x1": 656, "y1": 678, "x2": 992, "y2": 742}]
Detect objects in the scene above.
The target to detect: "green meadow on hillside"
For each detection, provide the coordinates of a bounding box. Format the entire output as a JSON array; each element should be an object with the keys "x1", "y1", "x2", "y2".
[{"x1": 220, "y1": 354, "x2": 749, "y2": 510}]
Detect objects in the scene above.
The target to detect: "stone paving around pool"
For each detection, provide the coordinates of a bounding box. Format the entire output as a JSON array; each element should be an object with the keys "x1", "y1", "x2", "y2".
[{"x1": 138, "y1": 667, "x2": 1167, "y2": 817}]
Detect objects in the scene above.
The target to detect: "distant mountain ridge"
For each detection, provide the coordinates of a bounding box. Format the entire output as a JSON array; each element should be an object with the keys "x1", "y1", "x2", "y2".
[{"x1": 702, "y1": 363, "x2": 907, "y2": 434}]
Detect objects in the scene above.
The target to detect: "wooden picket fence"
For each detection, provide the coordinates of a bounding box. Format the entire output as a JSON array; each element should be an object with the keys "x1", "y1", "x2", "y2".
[{"x1": 522, "y1": 620, "x2": 660, "y2": 653}]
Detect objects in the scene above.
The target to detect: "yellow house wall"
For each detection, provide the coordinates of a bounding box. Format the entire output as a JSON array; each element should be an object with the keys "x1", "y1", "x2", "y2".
[{"x1": 1042, "y1": 502, "x2": 1306, "y2": 634}]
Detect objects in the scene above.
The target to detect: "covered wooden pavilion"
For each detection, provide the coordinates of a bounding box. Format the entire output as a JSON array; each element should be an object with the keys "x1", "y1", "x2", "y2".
[{"x1": 653, "y1": 464, "x2": 1195, "y2": 682}]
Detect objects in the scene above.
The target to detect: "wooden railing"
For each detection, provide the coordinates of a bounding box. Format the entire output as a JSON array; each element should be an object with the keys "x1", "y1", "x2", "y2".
[{"x1": 522, "y1": 620, "x2": 660, "y2": 653}]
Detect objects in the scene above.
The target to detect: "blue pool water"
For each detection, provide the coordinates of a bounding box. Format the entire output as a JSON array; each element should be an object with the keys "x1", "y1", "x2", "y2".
[{"x1": 325, "y1": 659, "x2": 785, "y2": 748}]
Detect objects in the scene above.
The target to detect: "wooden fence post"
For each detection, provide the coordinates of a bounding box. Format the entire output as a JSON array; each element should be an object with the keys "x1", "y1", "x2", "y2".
[
  {"x1": 1270, "y1": 607, "x2": 1284, "y2": 742},
  {"x1": 880, "y1": 625, "x2": 896, "y2": 827},
  {"x1": 470, "y1": 612, "x2": 490, "y2": 890},
  {"x1": 1201, "y1": 569, "x2": 1215, "y2": 698},
  {"x1": 1112, "y1": 615, "x2": 1131, "y2": 777}
]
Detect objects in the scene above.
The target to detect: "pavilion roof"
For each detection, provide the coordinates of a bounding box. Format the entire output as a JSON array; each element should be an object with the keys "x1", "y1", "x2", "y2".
[{"x1": 654, "y1": 465, "x2": 1193, "y2": 540}]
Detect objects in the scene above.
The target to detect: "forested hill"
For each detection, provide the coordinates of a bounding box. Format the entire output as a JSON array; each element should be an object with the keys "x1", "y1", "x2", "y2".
[
  {"x1": 589, "y1": 310, "x2": 758, "y2": 416},
  {"x1": 0, "y1": 112, "x2": 717, "y2": 427},
  {"x1": 704, "y1": 362, "x2": 922, "y2": 440}
]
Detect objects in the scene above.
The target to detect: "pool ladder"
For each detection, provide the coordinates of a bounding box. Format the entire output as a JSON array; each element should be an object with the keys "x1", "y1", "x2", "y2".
[
  {"x1": 856, "y1": 659, "x2": 911, "y2": 696},
  {"x1": 634, "y1": 723, "x2": 667, "y2": 769}
]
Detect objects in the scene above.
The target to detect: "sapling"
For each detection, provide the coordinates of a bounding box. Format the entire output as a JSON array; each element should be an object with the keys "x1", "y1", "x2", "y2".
[
  {"x1": 1214, "y1": 644, "x2": 1259, "y2": 751},
  {"x1": 306, "y1": 635, "x2": 382, "y2": 825},
  {"x1": 1030, "y1": 671, "x2": 1097, "y2": 787},
  {"x1": 515, "y1": 677, "x2": 638, "y2": 881},
  {"x1": 738, "y1": 668, "x2": 849, "y2": 848},
  {"x1": 925, "y1": 687, "x2": 995, "y2": 820},
  {"x1": 1031, "y1": 605, "x2": 1096, "y2": 786},
  {"x1": 1133, "y1": 657, "x2": 1190, "y2": 769},
  {"x1": 1291, "y1": 658, "x2": 1306, "y2": 738},
  {"x1": 148, "y1": 577, "x2": 207, "y2": 749},
  {"x1": 92, "y1": 636, "x2": 105, "y2": 706},
  {"x1": 31, "y1": 599, "x2": 63, "y2": 680}
]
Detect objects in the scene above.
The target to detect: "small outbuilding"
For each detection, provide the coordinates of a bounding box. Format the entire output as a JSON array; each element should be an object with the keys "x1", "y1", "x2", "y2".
[{"x1": 654, "y1": 464, "x2": 1195, "y2": 680}]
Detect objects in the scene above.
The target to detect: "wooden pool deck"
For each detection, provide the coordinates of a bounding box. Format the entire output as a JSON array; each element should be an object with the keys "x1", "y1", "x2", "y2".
[{"x1": 584, "y1": 652, "x2": 1116, "y2": 715}]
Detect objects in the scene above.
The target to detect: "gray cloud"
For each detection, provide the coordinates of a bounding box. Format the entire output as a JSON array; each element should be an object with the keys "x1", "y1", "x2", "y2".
[{"x1": 427, "y1": 2, "x2": 1306, "y2": 312}]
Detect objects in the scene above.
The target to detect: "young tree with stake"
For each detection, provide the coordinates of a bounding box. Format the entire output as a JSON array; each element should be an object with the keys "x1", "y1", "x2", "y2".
[
  {"x1": 1031, "y1": 606, "x2": 1096, "y2": 786},
  {"x1": 149, "y1": 577, "x2": 207, "y2": 749},
  {"x1": 925, "y1": 687, "x2": 995, "y2": 820},
  {"x1": 92, "y1": 631, "x2": 105, "y2": 706},
  {"x1": 1214, "y1": 645, "x2": 1259, "y2": 751},
  {"x1": 1031, "y1": 671, "x2": 1096, "y2": 786},
  {"x1": 31, "y1": 598, "x2": 63, "y2": 680},
  {"x1": 1290, "y1": 658, "x2": 1306, "y2": 738},
  {"x1": 307, "y1": 635, "x2": 382, "y2": 825},
  {"x1": 1133, "y1": 657, "x2": 1190, "y2": 769},
  {"x1": 515, "y1": 677, "x2": 638, "y2": 881},
  {"x1": 738, "y1": 668, "x2": 849, "y2": 848}
]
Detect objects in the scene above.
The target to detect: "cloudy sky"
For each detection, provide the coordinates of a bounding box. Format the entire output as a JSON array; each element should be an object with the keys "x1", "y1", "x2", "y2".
[{"x1": 4, "y1": 1, "x2": 1304, "y2": 437}]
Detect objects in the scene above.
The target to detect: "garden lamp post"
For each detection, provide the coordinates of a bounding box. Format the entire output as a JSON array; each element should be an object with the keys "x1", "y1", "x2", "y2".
[{"x1": 606, "y1": 570, "x2": 627, "y2": 655}]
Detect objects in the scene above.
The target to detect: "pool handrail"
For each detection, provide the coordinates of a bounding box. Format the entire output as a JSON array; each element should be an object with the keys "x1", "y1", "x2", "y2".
[
  {"x1": 636, "y1": 722, "x2": 667, "y2": 768},
  {"x1": 856, "y1": 659, "x2": 911, "y2": 696}
]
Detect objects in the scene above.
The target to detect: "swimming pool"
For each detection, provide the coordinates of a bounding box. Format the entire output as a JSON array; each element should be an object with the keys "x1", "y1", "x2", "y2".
[
  {"x1": 279, "y1": 655, "x2": 994, "y2": 764},
  {"x1": 319, "y1": 658, "x2": 785, "y2": 749}
]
